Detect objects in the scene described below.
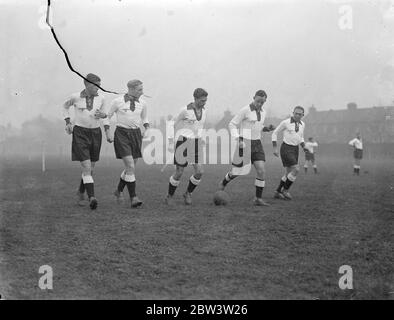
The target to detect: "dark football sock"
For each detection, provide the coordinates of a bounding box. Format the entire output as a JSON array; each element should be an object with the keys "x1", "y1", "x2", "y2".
[
  {"x1": 222, "y1": 172, "x2": 236, "y2": 187},
  {"x1": 117, "y1": 178, "x2": 127, "y2": 193},
  {"x1": 126, "y1": 181, "x2": 136, "y2": 199},
  {"x1": 255, "y1": 186, "x2": 263, "y2": 198},
  {"x1": 276, "y1": 180, "x2": 285, "y2": 193},
  {"x1": 79, "y1": 179, "x2": 85, "y2": 193},
  {"x1": 85, "y1": 183, "x2": 94, "y2": 198},
  {"x1": 168, "y1": 183, "x2": 177, "y2": 196},
  {"x1": 187, "y1": 175, "x2": 200, "y2": 193},
  {"x1": 283, "y1": 179, "x2": 293, "y2": 190}
]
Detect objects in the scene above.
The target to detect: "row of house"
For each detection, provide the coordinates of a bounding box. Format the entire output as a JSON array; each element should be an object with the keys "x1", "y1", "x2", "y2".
[{"x1": 303, "y1": 103, "x2": 394, "y2": 144}]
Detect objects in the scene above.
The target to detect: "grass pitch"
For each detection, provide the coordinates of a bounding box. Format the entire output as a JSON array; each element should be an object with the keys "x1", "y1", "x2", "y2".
[{"x1": 0, "y1": 155, "x2": 393, "y2": 299}]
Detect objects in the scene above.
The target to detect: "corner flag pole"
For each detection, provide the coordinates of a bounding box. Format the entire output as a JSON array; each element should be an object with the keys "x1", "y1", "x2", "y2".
[{"x1": 42, "y1": 140, "x2": 46, "y2": 172}]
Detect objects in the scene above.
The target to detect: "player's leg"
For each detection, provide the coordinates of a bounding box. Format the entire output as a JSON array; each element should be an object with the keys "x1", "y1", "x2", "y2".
[
  {"x1": 220, "y1": 139, "x2": 252, "y2": 190},
  {"x1": 166, "y1": 137, "x2": 188, "y2": 203},
  {"x1": 311, "y1": 157, "x2": 317, "y2": 174},
  {"x1": 72, "y1": 126, "x2": 89, "y2": 204},
  {"x1": 80, "y1": 159, "x2": 98, "y2": 209},
  {"x1": 166, "y1": 165, "x2": 184, "y2": 204},
  {"x1": 121, "y1": 155, "x2": 142, "y2": 208},
  {"x1": 304, "y1": 159, "x2": 309, "y2": 173},
  {"x1": 355, "y1": 158, "x2": 361, "y2": 176},
  {"x1": 253, "y1": 160, "x2": 269, "y2": 206},
  {"x1": 282, "y1": 165, "x2": 299, "y2": 200},
  {"x1": 183, "y1": 163, "x2": 203, "y2": 205}
]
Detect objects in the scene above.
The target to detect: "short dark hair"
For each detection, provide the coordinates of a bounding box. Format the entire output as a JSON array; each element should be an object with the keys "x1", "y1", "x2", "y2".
[
  {"x1": 294, "y1": 106, "x2": 305, "y2": 113},
  {"x1": 127, "y1": 79, "x2": 143, "y2": 89},
  {"x1": 255, "y1": 90, "x2": 267, "y2": 98},
  {"x1": 84, "y1": 73, "x2": 101, "y2": 84},
  {"x1": 193, "y1": 88, "x2": 208, "y2": 99}
]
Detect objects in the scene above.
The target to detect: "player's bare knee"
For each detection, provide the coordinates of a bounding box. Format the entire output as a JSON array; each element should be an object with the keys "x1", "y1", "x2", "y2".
[
  {"x1": 255, "y1": 167, "x2": 265, "y2": 179},
  {"x1": 174, "y1": 166, "x2": 184, "y2": 180},
  {"x1": 194, "y1": 172, "x2": 203, "y2": 180}
]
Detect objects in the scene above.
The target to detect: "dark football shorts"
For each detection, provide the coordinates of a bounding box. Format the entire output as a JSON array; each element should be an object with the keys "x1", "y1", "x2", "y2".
[
  {"x1": 232, "y1": 139, "x2": 266, "y2": 168},
  {"x1": 72, "y1": 125, "x2": 102, "y2": 162},
  {"x1": 280, "y1": 142, "x2": 299, "y2": 167},
  {"x1": 174, "y1": 136, "x2": 204, "y2": 167},
  {"x1": 114, "y1": 126, "x2": 142, "y2": 159},
  {"x1": 305, "y1": 151, "x2": 315, "y2": 161},
  {"x1": 354, "y1": 149, "x2": 363, "y2": 160}
]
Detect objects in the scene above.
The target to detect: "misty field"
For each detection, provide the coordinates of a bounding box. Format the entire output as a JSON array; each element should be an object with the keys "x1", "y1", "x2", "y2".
[{"x1": 0, "y1": 154, "x2": 393, "y2": 300}]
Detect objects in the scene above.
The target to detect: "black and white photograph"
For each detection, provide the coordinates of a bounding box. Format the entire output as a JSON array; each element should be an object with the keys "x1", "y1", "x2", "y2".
[{"x1": 0, "y1": 0, "x2": 393, "y2": 304}]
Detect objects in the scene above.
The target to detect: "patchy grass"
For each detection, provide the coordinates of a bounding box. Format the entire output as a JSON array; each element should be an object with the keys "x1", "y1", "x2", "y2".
[{"x1": 0, "y1": 155, "x2": 393, "y2": 299}]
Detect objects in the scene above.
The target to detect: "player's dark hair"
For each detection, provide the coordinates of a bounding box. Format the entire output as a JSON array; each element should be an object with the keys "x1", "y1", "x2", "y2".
[
  {"x1": 255, "y1": 90, "x2": 267, "y2": 98},
  {"x1": 193, "y1": 88, "x2": 208, "y2": 99},
  {"x1": 294, "y1": 106, "x2": 305, "y2": 113},
  {"x1": 84, "y1": 73, "x2": 101, "y2": 83},
  {"x1": 127, "y1": 79, "x2": 143, "y2": 89}
]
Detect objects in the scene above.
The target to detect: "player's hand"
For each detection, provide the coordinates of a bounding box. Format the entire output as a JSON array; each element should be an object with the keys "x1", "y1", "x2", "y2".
[
  {"x1": 65, "y1": 123, "x2": 73, "y2": 135},
  {"x1": 237, "y1": 138, "x2": 246, "y2": 149},
  {"x1": 94, "y1": 110, "x2": 107, "y2": 119},
  {"x1": 106, "y1": 133, "x2": 113, "y2": 143},
  {"x1": 303, "y1": 148, "x2": 308, "y2": 153},
  {"x1": 263, "y1": 124, "x2": 275, "y2": 132},
  {"x1": 273, "y1": 148, "x2": 279, "y2": 157},
  {"x1": 143, "y1": 128, "x2": 150, "y2": 137}
]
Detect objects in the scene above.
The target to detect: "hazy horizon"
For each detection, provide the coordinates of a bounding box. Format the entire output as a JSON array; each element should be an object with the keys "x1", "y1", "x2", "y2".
[{"x1": 1, "y1": 0, "x2": 394, "y2": 127}]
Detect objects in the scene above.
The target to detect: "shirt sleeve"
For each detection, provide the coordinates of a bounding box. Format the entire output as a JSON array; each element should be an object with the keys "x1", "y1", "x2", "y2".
[
  {"x1": 141, "y1": 102, "x2": 149, "y2": 125},
  {"x1": 313, "y1": 142, "x2": 318, "y2": 147},
  {"x1": 348, "y1": 139, "x2": 355, "y2": 146},
  {"x1": 228, "y1": 108, "x2": 245, "y2": 138},
  {"x1": 100, "y1": 96, "x2": 110, "y2": 127},
  {"x1": 62, "y1": 94, "x2": 76, "y2": 119},
  {"x1": 271, "y1": 120, "x2": 286, "y2": 142},
  {"x1": 174, "y1": 108, "x2": 187, "y2": 127},
  {"x1": 300, "y1": 123, "x2": 305, "y2": 144},
  {"x1": 107, "y1": 98, "x2": 119, "y2": 120}
]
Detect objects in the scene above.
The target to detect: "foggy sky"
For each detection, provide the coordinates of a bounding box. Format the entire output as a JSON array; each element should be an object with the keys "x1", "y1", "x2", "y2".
[{"x1": 1, "y1": 0, "x2": 394, "y2": 127}]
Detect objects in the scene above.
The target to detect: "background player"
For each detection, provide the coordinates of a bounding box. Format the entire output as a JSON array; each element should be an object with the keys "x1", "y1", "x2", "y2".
[
  {"x1": 272, "y1": 106, "x2": 308, "y2": 200},
  {"x1": 349, "y1": 132, "x2": 363, "y2": 176},
  {"x1": 304, "y1": 137, "x2": 318, "y2": 174}
]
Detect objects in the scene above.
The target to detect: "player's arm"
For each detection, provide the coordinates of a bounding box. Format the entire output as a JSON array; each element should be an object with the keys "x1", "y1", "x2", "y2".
[
  {"x1": 63, "y1": 95, "x2": 76, "y2": 134},
  {"x1": 141, "y1": 103, "x2": 150, "y2": 137},
  {"x1": 271, "y1": 120, "x2": 286, "y2": 157},
  {"x1": 104, "y1": 99, "x2": 120, "y2": 143},
  {"x1": 99, "y1": 99, "x2": 112, "y2": 143},
  {"x1": 172, "y1": 108, "x2": 187, "y2": 143},
  {"x1": 229, "y1": 108, "x2": 247, "y2": 148},
  {"x1": 300, "y1": 126, "x2": 307, "y2": 152}
]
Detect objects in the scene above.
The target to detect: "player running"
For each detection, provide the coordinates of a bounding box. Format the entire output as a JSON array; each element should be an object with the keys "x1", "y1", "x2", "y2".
[
  {"x1": 165, "y1": 88, "x2": 208, "y2": 205},
  {"x1": 218, "y1": 90, "x2": 275, "y2": 206},
  {"x1": 272, "y1": 106, "x2": 308, "y2": 200}
]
